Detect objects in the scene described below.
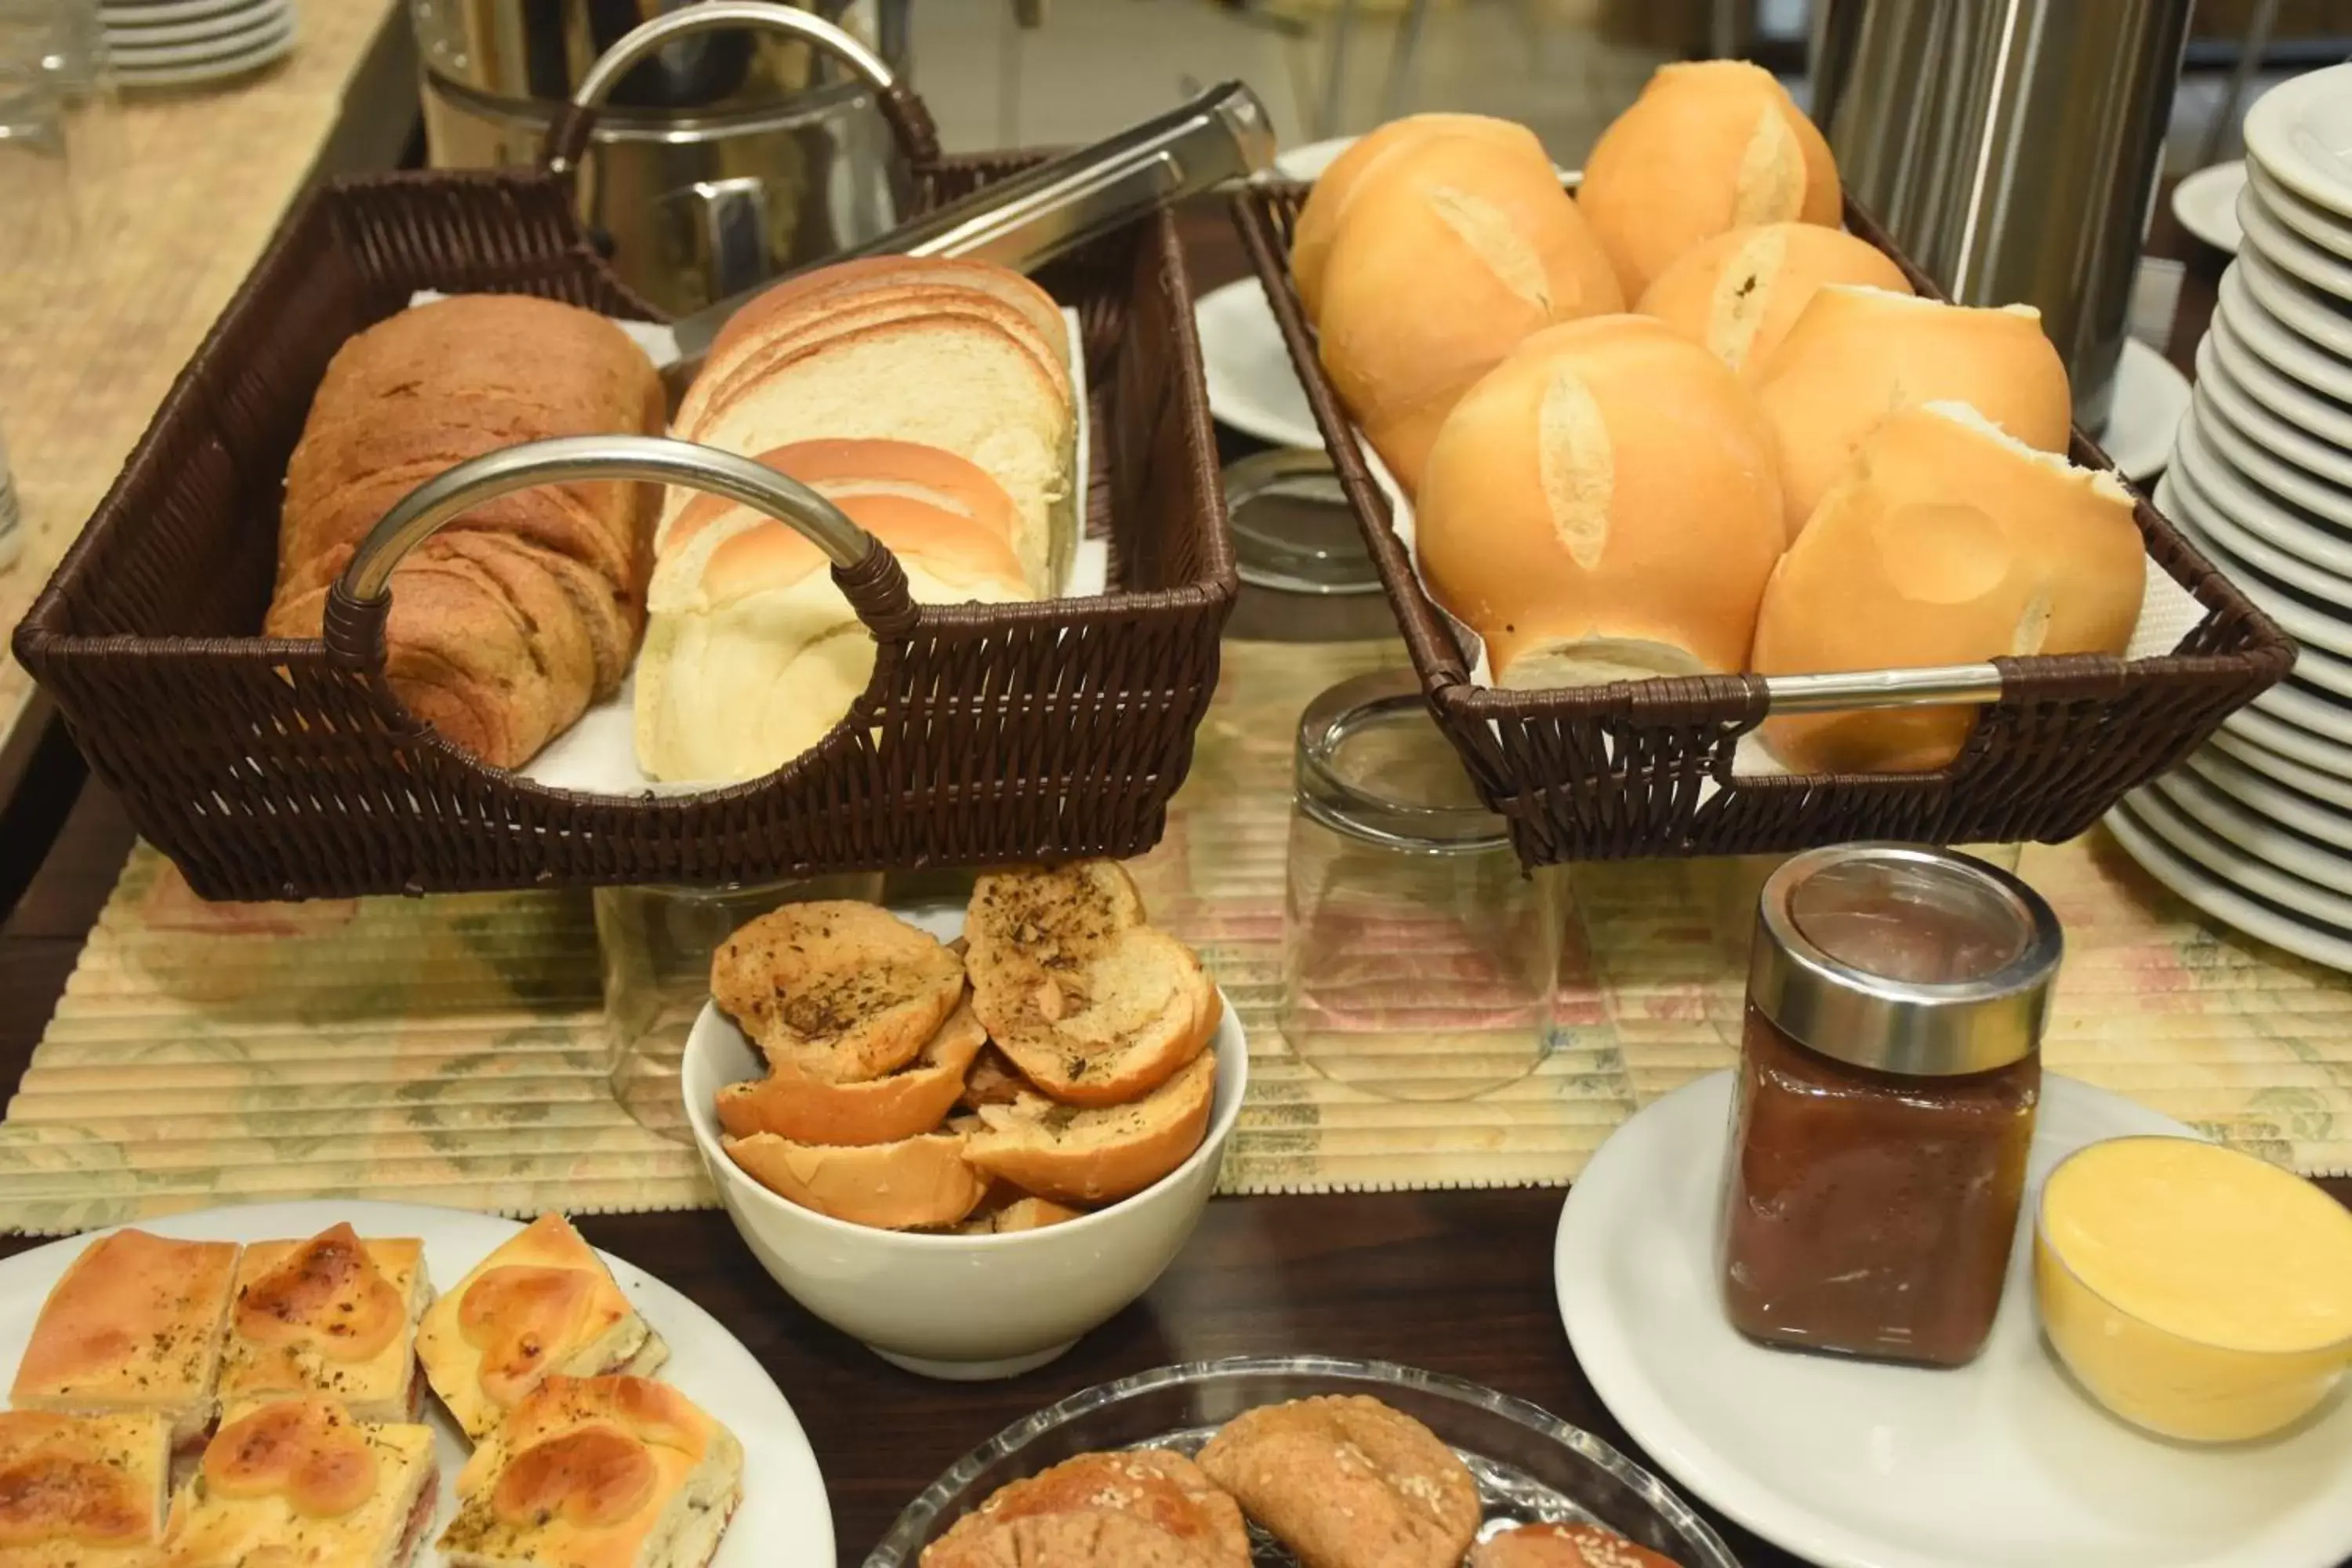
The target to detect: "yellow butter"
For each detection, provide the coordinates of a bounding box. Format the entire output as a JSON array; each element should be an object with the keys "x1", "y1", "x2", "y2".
[{"x1": 2035, "y1": 1136, "x2": 2352, "y2": 1443}]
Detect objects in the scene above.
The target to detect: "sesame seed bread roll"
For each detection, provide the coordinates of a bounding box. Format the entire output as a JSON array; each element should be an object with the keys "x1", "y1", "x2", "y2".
[
  {"x1": 1415, "y1": 314, "x2": 1786, "y2": 689},
  {"x1": 1752, "y1": 401, "x2": 2145, "y2": 774},
  {"x1": 1315, "y1": 132, "x2": 1624, "y2": 496},
  {"x1": 1635, "y1": 222, "x2": 1915, "y2": 380},
  {"x1": 1753, "y1": 285, "x2": 2073, "y2": 539},
  {"x1": 1576, "y1": 60, "x2": 1842, "y2": 300}
]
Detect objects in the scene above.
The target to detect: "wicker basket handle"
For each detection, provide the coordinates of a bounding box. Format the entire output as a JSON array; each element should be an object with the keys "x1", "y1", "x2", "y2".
[
  {"x1": 542, "y1": 2, "x2": 939, "y2": 180},
  {"x1": 322, "y1": 435, "x2": 916, "y2": 673}
]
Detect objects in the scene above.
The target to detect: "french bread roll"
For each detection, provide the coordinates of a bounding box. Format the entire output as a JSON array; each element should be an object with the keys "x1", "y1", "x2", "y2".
[
  {"x1": 1415, "y1": 314, "x2": 1786, "y2": 687},
  {"x1": 1752, "y1": 401, "x2": 2145, "y2": 773},
  {"x1": 1290, "y1": 113, "x2": 1554, "y2": 321},
  {"x1": 716, "y1": 1000, "x2": 986, "y2": 1146},
  {"x1": 1754, "y1": 285, "x2": 2072, "y2": 539},
  {"x1": 1316, "y1": 132, "x2": 1624, "y2": 495},
  {"x1": 724, "y1": 1128, "x2": 989, "y2": 1230},
  {"x1": 1635, "y1": 222, "x2": 1915, "y2": 380},
  {"x1": 964, "y1": 1051, "x2": 1218, "y2": 1205},
  {"x1": 634, "y1": 443, "x2": 1034, "y2": 783},
  {"x1": 1577, "y1": 60, "x2": 1842, "y2": 300}
]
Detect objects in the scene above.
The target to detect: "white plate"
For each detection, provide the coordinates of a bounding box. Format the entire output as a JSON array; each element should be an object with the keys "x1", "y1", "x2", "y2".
[
  {"x1": 2237, "y1": 249, "x2": 2352, "y2": 361},
  {"x1": 1194, "y1": 277, "x2": 1321, "y2": 450},
  {"x1": 0, "y1": 1199, "x2": 833, "y2": 1566},
  {"x1": 100, "y1": 0, "x2": 284, "y2": 46},
  {"x1": 2154, "y1": 766, "x2": 2352, "y2": 889},
  {"x1": 2184, "y1": 748, "x2": 2352, "y2": 854},
  {"x1": 2240, "y1": 178, "x2": 2352, "y2": 302},
  {"x1": 2107, "y1": 798, "x2": 2352, "y2": 972},
  {"x1": 2242, "y1": 64, "x2": 2352, "y2": 221},
  {"x1": 100, "y1": 0, "x2": 269, "y2": 24},
  {"x1": 2176, "y1": 399, "x2": 2352, "y2": 548},
  {"x1": 2195, "y1": 332, "x2": 2352, "y2": 492},
  {"x1": 2211, "y1": 725, "x2": 2352, "y2": 811},
  {"x1": 2222, "y1": 263, "x2": 2352, "y2": 405},
  {"x1": 112, "y1": 24, "x2": 291, "y2": 84},
  {"x1": 2209, "y1": 302, "x2": 2352, "y2": 451},
  {"x1": 2172, "y1": 160, "x2": 2247, "y2": 254},
  {"x1": 2252, "y1": 673, "x2": 2352, "y2": 742},
  {"x1": 2227, "y1": 700, "x2": 2352, "y2": 777},
  {"x1": 107, "y1": 7, "x2": 286, "y2": 63},
  {"x1": 2129, "y1": 779, "x2": 2352, "y2": 930},
  {"x1": 2249, "y1": 157, "x2": 2352, "y2": 263},
  {"x1": 2158, "y1": 463, "x2": 2352, "y2": 658},
  {"x1": 2099, "y1": 338, "x2": 2190, "y2": 483},
  {"x1": 1555, "y1": 1071, "x2": 2352, "y2": 1568}
]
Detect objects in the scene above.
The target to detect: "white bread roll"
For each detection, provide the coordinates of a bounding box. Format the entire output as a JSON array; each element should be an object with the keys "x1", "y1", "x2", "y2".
[
  {"x1": 1291, "y1": 113, "x2": 1552, "y2": 321},
  {"x1": 1755, "y1": 285, "x2": 2072, "y2": 539},
  {"x1": 1635, "y1": 222, "x2": 1915, "y2": 380},
  {"x1": 1753, "y1": 401, "x2": 2145, "y2": 773},
  {"x1": 1576, "y1": 60, "x2": 1841, "y2": 301},
  {"x1": 1316, "y1": 133, "x2": 1624, "y2": 496},
  {"x1": 634, "y1": 446, "x2": 1033, "y2": 783},
  {"x1": 1416, "y1": 314, "x2": 1786, "y2": 686}
]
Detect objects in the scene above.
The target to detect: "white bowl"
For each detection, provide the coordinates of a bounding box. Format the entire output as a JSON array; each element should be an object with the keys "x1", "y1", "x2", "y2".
[{"x1": 681, "y1": 989, "x2": 1248, "y2": 1381}]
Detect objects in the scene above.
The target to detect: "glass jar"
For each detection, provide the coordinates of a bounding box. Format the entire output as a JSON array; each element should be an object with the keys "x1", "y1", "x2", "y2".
[{"x1": 1719, "y1": 844, "x2": 2060, "y2": 1367}]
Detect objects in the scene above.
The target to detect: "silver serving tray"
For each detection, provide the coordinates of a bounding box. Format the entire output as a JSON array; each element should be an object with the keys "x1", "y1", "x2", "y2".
[{"x1": 867, "y1": 1356, "x2": 1740, "y2": 1566}]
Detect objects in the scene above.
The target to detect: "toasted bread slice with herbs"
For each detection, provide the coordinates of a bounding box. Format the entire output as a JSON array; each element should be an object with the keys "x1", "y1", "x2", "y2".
[
  {"x1": 711, "y1": 902, "x2": 964, "y2": 1083},
  {"x1": 964, "y1": 1052, "x2": 1215, "y2": 1204}
]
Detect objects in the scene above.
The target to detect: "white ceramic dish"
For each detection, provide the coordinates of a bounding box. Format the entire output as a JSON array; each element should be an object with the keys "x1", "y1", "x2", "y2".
[
  {"x1": 2154, "y1": 766, "x2": 2352, "y2": 890},
  {"x1": 681, "y1": 901, "x2": 1247, "y2": 1381},
  {"x1": 2237, "y1": 249, "x2": 2352, "y2": 361},
  {"x1": 2158, "y1": 475, "x2": 2352, "y2": 663},
  {"x1": 107, "y1": 7, "x2": 287, "y2": 63},
  {"x1": 2129, "y1": 781, "x2": 2352, "y2": 930},
  {"x1": 100, "y1": 0, "x2": 270, "y2": 26},
  {"x1": 2107, "y1": 798, "x2": 2352, "y2": 972},
  {"x1": 1556, "y1": 1071, "x2": 2352, "y2": 1568},
  {"x1": 2184, "y1": 747, "x2": 2352, "y2": 853},
  {"x1": 2163, "y1": 443, "x2": 2352, "y2": 612},
  {"x1": 2099, "y1": 338, "x2": 2190, "y2": 483},
  {"x1": 2208, "y1": 306, "x2": 2352, "y2": 451},
  {"x1": 2172, "y1": 160, "x2": 2248, "y2": 254},
  {"x1": 2211, "y1": 725, "x2": 2352, "y2": 811},
  {"x1": 2249, "y1": 157, "x2": 2352, "y2": 263},
  {"x1": 2241, "y1": 179, "x2": 2352, "y2": 301},
  {"x1": 1195, "y1": 276, "x2": 1320, "y2": 449},
  {"x1": 112, "y1": 26, "x2": 292, "y2": 85},
  {"x1": 0, "y1": 1198, "x2": 833, "y2": 1566},
  {"x1": 2220, "y1": 262, "x2": 2352, "y2": 405},
  {"x1": 2226, "y1": 701, "x2": 2352, "y2": 778},
  {"x1": 2187, "y1": 394, "x2": 2352, "y2": 530},
  {"x1": 2252, "y1": 674, "x2": 2352, "y2": 743},
  {"x1": 100, "y1": 0, "x2": 285, "y2": 47},
  {"x1": 2241, "y1": 64, "x2": 2352, "y2": 221},
  {"x1": 2195, "y1": 335, "x2": 2352, "y2": 493}
]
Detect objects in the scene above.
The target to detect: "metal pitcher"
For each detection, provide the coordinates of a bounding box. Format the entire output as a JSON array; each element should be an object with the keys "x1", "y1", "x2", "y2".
[
  {"x1": 412, "y1": 0, "x2": 915, "y2": 314},
  {"x1": 1812, "y1": 0, "x2": 2194, "y2": 434}
]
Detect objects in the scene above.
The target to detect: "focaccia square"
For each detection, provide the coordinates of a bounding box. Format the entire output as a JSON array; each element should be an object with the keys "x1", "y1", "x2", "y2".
[
  {"x1": 0, "y1": 1410, "x2": 172, "y2": 1566},
  {"x1": 439, "y1": 1375, "x2": 742, "y2": 1568},
  {"x1": 9, "y1": 1229, "x2": 241, "y2": 1446},
  {"x1": 162, "y1": 1398, "x2": 437, "y2": 1568},
  {"x1": 416, "y1": 1214, "x2": 668, "y2": 1440},
  {"x1": 217, "y1": 1223, "x2": 434, "y2": 1423}
]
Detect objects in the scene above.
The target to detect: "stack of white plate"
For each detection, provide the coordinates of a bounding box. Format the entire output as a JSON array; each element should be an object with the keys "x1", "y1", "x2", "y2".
[
  {"x1": 2111, "y1": 64, "x2": 2352, "y2": 970},
  {"x1": 100, "y1": 0, "x2": 296, "y2": 89}
]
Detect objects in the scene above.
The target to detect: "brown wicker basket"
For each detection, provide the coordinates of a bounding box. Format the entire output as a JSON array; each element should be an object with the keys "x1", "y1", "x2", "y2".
[
  {"x1": 13, "y1": 148, "x2": 1236, "y2": 901},
  {"x1": 1230, "y1": 182, "x2": 2293, "y2": 867}
]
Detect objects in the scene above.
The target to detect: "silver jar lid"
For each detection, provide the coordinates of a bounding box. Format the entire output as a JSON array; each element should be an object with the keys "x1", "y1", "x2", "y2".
[{"x1": 1748, "y1": 844, "x2": 2062, "y2": 1076}]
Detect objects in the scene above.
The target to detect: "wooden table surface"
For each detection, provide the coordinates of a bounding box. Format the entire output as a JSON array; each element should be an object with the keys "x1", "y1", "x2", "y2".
[{"x1": 2, "y1": 189, "x2": 2343, "y2": 1568}]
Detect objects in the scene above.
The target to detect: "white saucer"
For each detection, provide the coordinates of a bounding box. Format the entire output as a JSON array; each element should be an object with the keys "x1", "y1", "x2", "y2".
[
  {"x1": 112, "y1": 26, "x2": 292, "y2": 85},
  {"x1": 2154, "y1": 764, "x2": 2352, "y2": 886},
  {"x1": 2208, "y1": 305, "x2": 2352, "y2": 452},
  {"x1": 0, "y1": 1199, "x2": 835, "y2": 1566},
  {"x1": 2222, "y1": 263, "x2": 2352, "y2": 407},
  {"x1": 107, "y1": 6, "x2": 285, "y2": 62},
  {"x1": 2210, "y1": 727, "x2": 2352, "y2": 812},
  {"x1": 2236, "y1": 249, "x2": 2352, "y2": 361},
  {"x1": 2242, "y1": 64, "x2": 2352, "y2": 222},
  {"x1": 1194, "y1": 277, "x2": 1322, "y2": 449},
  {"x1": 2252, "y1": 673, "x2": 2352, "y2": 742},
  {"x1": 2227, "y1": 701, "x2": 2352, "y2": 778},
  {"x1": 2172, "y1": 161, "x2": 2247, "y2": 254},
  {"x1": 2129, "y1": 782, "x2": 2352, "y2": 933},
  {"x1": 100, "y1": 0, "x2": 270, "y2": 24},
  {"x1": 2158, "y1": 462, "x2": 2352, "y2": 658},
  {"x1": 2194, "y1": 334, "x2": 2352, "y2": 492},
  {"x1": 2183, "y1": 747, "x2": 2352, "y2": 853},
  {"x1": 100, "y1": 0, "x2": 285, "y2": 47},
  {"x1": 2108, "y1": 798, "x2": 2352, "y2": 972},
  {"x1": 2239, "y1": 178, "x2": 2352, "y2": 301},
  {"x1": 2099, "y1": 338, "x2": 2190, "y2": 482},
  {"x1": 2178, "y1": 400, "x2": 2352, "y2": 553},
  {"x1": 1555, "y1": 1071, "x2": 2352, "y2": 1568},
  {"x1": 2248, "y1": 157, "x2": 2352, "y2": 263}
]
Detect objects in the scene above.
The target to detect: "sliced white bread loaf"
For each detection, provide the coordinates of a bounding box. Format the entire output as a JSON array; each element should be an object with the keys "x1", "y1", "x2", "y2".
[
  {"x1": 964, "y1": 1050, "x2": 1218, "y2": 1204},
  {"x1": 709, "y1": 902, "x2": 967, "y2": 1083}
]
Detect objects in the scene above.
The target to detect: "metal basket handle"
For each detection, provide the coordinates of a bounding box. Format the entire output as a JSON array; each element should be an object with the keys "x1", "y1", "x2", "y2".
[
  {"x1": 322, "y1": 435, "x2": 917, "y2": 674},
  {"x1": 541, "y1": 2, "x2": 939, "y2": 183}
]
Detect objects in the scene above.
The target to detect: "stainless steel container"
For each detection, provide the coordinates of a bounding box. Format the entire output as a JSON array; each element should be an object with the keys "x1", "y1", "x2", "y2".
[
  {"x1": 412, "y1": 0, "x2": 913, "y2": 313},
  {"x1": 1812, "y1": 0, "x2": 2194, "y2": 433}
]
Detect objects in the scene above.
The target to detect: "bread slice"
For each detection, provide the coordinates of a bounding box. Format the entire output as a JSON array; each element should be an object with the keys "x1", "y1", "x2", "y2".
[
  {"x1": 955, "y1": 1195, "x2": 1089, "y2": 1235},
  {"x1": 710, "y1": 902, "x2": 966, "y2": 1081},
  {"x1": 937, "y1": 1450, "x2": 1250, "y2": 1566},
  {"x1": 0, "y1": 1411, "x2": 172, "y2": 1566},
  {"x1": 725, "y1": 1128, "x2": 990, "y2": 1230},
  {"x1": 216, "y1": 1224, "x2": 433, "y2": 1423},
  {"x1": 920, "y1": 1511, "x2": 1221, "y2": 1567},
  {"x1": 440, "y1": 1377, "x2": 742, "y2": 1568},
  {"x1": 10, "y1": 1229, "x2": 241, "y2": 1451},
  {"x1": 965, "y1": 1051, "x2": 1217, "y2": 1205},
  {"x1": 416, "y1": 1214, "x2": 669, "y2": 1443},
  {"x1": 165, "y1": 1399, "x2": 439, "y2": 1568},
  {"x1": 966, "y1": 863, "x2": 1216, "y2": 1105},
  {"x1": 718, "y1": 998, "x2": 986, "y2": 1145},
  {"x1": 959, "y1": 1045, "x2": 1033, "y2": 1111}
]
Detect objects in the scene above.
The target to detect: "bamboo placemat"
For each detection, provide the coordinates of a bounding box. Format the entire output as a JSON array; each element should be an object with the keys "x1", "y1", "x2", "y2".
[
  {"x1": 5, "y1": 637, "x2": 2351, "y2": 1232},
  {"x1": 0, "y1": 1, "x2": 400, "y2": 759}
]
